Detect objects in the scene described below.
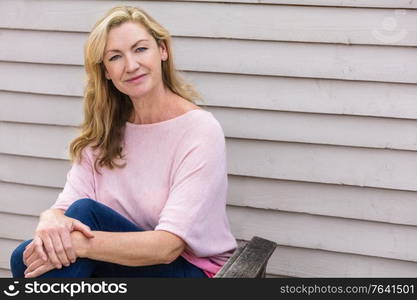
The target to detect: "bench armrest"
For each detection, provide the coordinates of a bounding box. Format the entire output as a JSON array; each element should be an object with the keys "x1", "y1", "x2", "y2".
[{"x1": 214, "y1": 236, "x2": 277, "y2": 278}]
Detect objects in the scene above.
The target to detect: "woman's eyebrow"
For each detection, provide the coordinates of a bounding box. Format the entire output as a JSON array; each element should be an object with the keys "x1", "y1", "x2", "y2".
[
  {"x1": 131, "y1": 39, "x2": 149, "y2": 49},
  {"x1": 106, "y1": 39, "x2": 149, "y2": 54}
]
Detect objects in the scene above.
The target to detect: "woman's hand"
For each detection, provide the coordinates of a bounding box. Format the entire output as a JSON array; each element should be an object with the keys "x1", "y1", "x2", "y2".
[
  {"x1": 24, "y1": 230, "x2": 91, "y2": 278},
  {"x1": 23, "y1": 209, "x2": 94, "y2": 269},
  {"x1": 24, "y1": 248, "x2": 55, "y2": 278}
]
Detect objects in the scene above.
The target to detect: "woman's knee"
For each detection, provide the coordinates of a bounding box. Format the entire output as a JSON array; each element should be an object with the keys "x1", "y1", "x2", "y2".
[
  {"x1": 65, "y1": 198, "x2": 98, "y2": 217},
  {"x1": 10, "y1": 240, "x2": 32, "y2": 277}
]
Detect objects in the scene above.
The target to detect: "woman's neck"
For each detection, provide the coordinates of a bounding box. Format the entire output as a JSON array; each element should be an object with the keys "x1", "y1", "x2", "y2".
[{"x1": 128, "y1": 86, "x2": 180, "y2": 125}]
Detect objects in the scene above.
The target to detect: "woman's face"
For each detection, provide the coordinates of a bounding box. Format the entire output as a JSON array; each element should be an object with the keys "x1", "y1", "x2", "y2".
[{"x1": 103, "y1": 21, "x2": 168, "y2": 99}]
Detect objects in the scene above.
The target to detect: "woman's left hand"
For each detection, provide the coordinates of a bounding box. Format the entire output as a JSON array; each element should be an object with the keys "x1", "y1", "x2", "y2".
[
  {"x1": 24, "y1": 247, "x2": 55, "y2": 278},
  {"x1": 24, "y1": 231, "x2": 90, "y2": 278}
]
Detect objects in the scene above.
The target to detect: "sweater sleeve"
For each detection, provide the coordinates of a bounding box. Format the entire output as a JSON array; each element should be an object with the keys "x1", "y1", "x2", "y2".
[
  {"x1": 154, "y1": 120, "x2": 236, "y2": 257},
  {"x1": 51, "y1": 147, "x2": 96, "y2": 211}
]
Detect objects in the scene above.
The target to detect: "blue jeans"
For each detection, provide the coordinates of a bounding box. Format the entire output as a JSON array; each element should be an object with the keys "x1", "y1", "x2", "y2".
[{"x1": 10, "y1": 198, "x2": 207, "y2": 278}]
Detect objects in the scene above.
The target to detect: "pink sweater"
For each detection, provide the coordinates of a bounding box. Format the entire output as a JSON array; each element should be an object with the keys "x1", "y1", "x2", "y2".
[{"x1": 52, "y1": 109, "x2": 237, "y2": 276}]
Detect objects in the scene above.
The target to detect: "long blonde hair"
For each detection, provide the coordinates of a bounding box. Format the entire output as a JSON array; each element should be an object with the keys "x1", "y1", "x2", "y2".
[{"x1": 69, "y1": 6, "x2": 200, "y2": 172}]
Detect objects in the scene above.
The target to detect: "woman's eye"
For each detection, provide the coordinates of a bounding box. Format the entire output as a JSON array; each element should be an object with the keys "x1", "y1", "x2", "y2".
[
  {"x1": 136, "y1": 47, "x2": 148, "y2": 52},
  {"x1": 109, "y1": 55, "x2": 120, "y2": 61}
]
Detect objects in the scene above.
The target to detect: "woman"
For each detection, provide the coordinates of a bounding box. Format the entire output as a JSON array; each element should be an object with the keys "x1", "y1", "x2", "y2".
[{"x1": 10, "y1": 5, "x2": 237, "y2": 278}]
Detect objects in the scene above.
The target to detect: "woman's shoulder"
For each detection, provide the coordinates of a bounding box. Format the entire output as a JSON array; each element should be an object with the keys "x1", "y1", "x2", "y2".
[
  {"x1": 185, "y1": 110, "x2": 225, "y2": 143},
  {"x1": 176, "y1": 98, "x2": 221, "y2": 129}
]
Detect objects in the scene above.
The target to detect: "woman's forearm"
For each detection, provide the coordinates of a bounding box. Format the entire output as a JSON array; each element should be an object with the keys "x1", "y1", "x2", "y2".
[
  {"x1": 40, "y1": 208, "x2": 65, "y2": 220},
  {"x1": 72, "y1": 230, "x2": 185, "y2": 267}
]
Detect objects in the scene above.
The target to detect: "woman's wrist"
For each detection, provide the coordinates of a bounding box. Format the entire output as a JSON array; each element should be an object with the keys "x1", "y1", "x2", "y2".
[
  {"x1": 71, "y1": 231, "x2": 90, "y2": 258},
  {"x1": 40, "y1": 208, "x2": 65, "y2": 221}
]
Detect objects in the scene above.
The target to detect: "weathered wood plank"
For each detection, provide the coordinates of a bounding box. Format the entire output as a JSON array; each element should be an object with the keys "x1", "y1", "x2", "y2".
[
  {"x1": 215, "y1": 236, "x2": 277, "y2": 278},
  {"x1": 214, "y1": 241, "x2": 247, "y2": 278}
]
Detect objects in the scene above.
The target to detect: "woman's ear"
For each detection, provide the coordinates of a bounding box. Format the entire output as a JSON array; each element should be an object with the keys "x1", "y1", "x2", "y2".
[
  {"x1": 104, "y1": 68, "x2": 111, "y2": 80},
  {"x1": 159, "y1": 41, "x2": 168, "y2": 61}
]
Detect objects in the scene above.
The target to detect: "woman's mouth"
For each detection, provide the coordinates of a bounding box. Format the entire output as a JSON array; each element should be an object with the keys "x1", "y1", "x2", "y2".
[{"x1": 126, "y1": 74, "x2": 147, "y2": 83}]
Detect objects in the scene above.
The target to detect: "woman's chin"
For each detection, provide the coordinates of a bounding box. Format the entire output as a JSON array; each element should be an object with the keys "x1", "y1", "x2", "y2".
[{"x1": 125, "y1": 89, "x2": 150, "y2": 100}]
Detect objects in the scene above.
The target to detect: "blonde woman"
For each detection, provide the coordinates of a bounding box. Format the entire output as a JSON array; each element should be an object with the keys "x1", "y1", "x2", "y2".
[{"x1": 10, "y1": 6, "x2": 236, "y2": 278}]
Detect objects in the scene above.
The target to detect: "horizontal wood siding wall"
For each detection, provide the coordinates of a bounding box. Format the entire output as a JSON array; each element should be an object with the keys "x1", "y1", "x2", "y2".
[{"x1": 1, "y1": 0, "x2": 417, "y2": 277}]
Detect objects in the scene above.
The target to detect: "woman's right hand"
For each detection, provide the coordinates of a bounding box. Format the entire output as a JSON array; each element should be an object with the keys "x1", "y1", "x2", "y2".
[{"x1": 23, "y1": 209, "x2": 95, "y2": 269}]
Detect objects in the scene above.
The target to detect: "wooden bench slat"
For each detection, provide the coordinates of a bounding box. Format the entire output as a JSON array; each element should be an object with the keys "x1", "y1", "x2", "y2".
[{"x1": 215, "y1": 236, "x2": 277, "y2": 278}]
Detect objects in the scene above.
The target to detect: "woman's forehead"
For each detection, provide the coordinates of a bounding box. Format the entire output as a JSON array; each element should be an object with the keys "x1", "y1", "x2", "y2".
[{"x1": 106, "y1": 22, "x2": 152, "y2": 47}]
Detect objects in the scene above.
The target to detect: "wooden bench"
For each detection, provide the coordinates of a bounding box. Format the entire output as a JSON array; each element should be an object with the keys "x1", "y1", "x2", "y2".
[{"x1": 214, "y1": 236, "x2": 277, "y2": 278}]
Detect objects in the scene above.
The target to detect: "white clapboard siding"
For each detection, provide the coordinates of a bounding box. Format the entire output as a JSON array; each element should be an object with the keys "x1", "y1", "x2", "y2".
[
  {"x1": 269, "y1": 245, "x2": 417, "y2": 277},
  {"x1": 2, "y1": 29, "x2": 417, "y2": 84},
  {"x1": 0, "y1": 213, "x2": 38, "y2": 241},
  {"x1": 0, "y1": 269, "x2": 11, "y2": 278},
  {"x1": 0, "y1": 92, "x2": 83, "y2": 126},
  {"x1": 3, "y1": 66, "x2": 417, "y2": 120},
  {"x1": 1, "y1": 1, "x2": 416, "y2": 45},
  {"x1": 189, "y1": 73, "x2": 417, "y2": 120},
  {"x1": 0, "y1": 238, "x2": 21, "y2": 270},
  {"x1": 227, "y1": 139, "x2": 417, "y2": 192},
  {"x1": 0, "y1": 182, "x2": 59, "y2": 216},
  {"x1": 211, "y1": 107, "x2": 417, "y2": 151},
  {"x1": 0, "y1": 122, "x2": 78, "y2": 159},
  {"x1": 0, "y1": 62, "x2": 84, "y2": 96},
  {"x1": 0, "y1": 154, "x2": 70, "y2": 188},
  {"x1": 226, "y1": 206, "x2": 417, "y2": 263},
  {"x1": 3, "y1": 108, "x2": 417, "y2": 151},
  {"x1": 228, "y1": 176, "x2": 417, "y2": 227}
]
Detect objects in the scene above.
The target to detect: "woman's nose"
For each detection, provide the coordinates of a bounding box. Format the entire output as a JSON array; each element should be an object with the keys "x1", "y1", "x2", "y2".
[{"x1": 125, "y1": 54, "x2": 140, "y2": 72}]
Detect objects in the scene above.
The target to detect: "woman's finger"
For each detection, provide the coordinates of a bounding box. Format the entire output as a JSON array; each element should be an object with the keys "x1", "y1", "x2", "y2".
[
  {"x1": 51, "y1": 231, "x2": 70, "y2": 267},
  {"x1": 23, "y1": 241, "x2": 35, "y2": 265},
  {"x1": 26, "y1": 251, "x2": 40, "y2": 267},
  {"x1": 42, "y1": 235, "x2": 62, "y2": 269},
  {"x1": 72, "y1": 220, "x2": 95, "y2": 238},
  {"x1": 24, "y1": 258, "x2": 44, "y2": 276},
  {"x1": 25, "y1": 264, "x2": 51, "y2": 278},
  {"x1": 33, "y1": 236, "x2": 47, "y2": 261},
  {"x1": 60, "y1": 229, "x2": 76, "y2": 263}
]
